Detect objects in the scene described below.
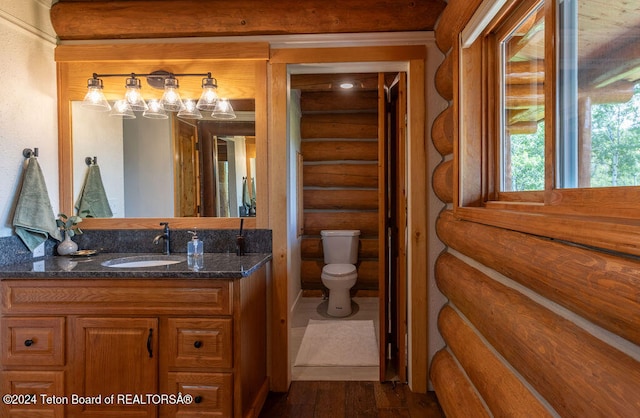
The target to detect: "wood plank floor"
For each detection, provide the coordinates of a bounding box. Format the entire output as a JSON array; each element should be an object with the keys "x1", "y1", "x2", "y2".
[{"x1": 259, "y1": 381, "x2": 445, "y2": 417}]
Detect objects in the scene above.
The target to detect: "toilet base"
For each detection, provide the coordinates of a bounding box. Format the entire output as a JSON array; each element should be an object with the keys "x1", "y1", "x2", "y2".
[{"x1": 327, "y1": 288, "x2": 352, "y2": 317}]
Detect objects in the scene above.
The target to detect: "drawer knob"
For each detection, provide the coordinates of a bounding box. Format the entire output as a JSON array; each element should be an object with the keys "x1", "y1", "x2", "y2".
[
  {"x1": 194, "y1": 396, "x2": 203, "y2": 404},
  {"x1": 24, "y1": 339, "x2": 34, "y2": 347},
  {"x1": 193, "y1": 340, "x2": 203, "y2": 349}
]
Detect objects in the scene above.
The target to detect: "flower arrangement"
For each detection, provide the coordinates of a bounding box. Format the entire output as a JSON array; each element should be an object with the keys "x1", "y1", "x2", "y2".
[{"x1": 56, "y1": 213, "x2": 83, "y2": 238}]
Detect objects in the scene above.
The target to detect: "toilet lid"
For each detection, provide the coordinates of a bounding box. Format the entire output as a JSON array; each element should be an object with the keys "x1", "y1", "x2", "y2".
[{"x1": 322, "y1": 264, "x2": 356, "y2": 276}]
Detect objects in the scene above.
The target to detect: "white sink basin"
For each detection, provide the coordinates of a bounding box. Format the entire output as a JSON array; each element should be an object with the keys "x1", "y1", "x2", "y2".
[{"x1": 101, "y1": 255, "x2": 186, "y2": 268}]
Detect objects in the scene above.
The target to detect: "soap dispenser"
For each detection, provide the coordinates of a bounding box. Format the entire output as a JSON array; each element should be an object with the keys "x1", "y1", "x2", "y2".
[{"x1": 187, "y1": 229, "x2": 203, "y2": 270}]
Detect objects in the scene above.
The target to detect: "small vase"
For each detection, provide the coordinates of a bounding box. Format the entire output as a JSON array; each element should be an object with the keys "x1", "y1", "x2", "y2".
[{"x1": 57, "y1": 232, "x2": 78, "y2": 256}]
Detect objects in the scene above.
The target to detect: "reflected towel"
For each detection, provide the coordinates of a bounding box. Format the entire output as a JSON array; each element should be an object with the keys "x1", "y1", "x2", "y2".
[
  {"x1": 75, "y1": 164, "x2": 113, "y2": 218},
  {"x1": 12, "y1": 157, "x2": 62, "y2": 251},
  {"x1": 242, "y1": 177, "x2": 251, "y2": 207}
]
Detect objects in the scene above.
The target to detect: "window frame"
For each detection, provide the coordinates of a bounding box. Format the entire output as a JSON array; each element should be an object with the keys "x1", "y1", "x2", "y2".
[{"x1": 455, "y1": 0, "x2": 640, "y2": 257}]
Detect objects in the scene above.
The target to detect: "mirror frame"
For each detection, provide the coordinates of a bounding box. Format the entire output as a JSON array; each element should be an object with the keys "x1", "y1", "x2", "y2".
[{"x1": 55, "y1": 42, "x2": 269, "y2": 229}]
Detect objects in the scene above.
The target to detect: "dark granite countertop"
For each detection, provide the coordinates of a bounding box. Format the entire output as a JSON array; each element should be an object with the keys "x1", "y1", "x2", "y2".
[{"x1": 0, "y1": 252, "x2": 272, "y2": 279}]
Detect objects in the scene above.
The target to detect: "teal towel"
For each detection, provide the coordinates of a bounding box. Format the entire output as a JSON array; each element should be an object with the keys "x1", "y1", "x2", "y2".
[
  {"x1": 75, "y1": 164, "x2": 113, "y2": 218},
  {"x1": 12, "y1": 157, "x2": 62, "y2": 252}
]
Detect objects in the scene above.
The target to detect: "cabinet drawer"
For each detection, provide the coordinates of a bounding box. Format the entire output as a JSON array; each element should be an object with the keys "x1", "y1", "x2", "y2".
[
  {"x1": 164, "y1": 372, "x2": 232, "y2": 418},
  {"x1": 166, "y1": 318, "x2": 232, "y2": 369},
  {"x1": 1, "y1": 317, "x2": 65, "y2": 366},
  {"x1": 0, "y1": 370, "x2": 64, "y2": 418}
]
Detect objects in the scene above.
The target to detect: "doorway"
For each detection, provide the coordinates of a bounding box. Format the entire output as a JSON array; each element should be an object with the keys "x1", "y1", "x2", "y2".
[
  {"x1": 289, "y1": 70, "x2": 408, "y2": 382},
  {"x1": 268, "y1": 47, "x2": 429, "y2": 392}
]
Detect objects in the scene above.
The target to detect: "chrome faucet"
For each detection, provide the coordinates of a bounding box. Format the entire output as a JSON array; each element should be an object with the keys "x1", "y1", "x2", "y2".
[{"x1": 153, "y1": 222, "x2": 171, "y2": 255}]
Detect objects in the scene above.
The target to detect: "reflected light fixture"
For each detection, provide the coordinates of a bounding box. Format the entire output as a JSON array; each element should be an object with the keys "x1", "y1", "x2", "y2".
[
  {"x1": 81, "y1": 77, "x2": 111, "y2": 111},
  {"x1": 177, "y1": 99, "x2": 203, "y2": 119},
  {"x1": 109, "y1": 99, "x2": 135, "y2": 119},
  {"x1": 339, "y1": 81, "x2": 355, "y2": 89},
  {"x1": 142, "y1": 98, "x2": 169, "y2": 119},
  {"x1": 211, "y1": 98, "x2": 236, "y2": 119}
]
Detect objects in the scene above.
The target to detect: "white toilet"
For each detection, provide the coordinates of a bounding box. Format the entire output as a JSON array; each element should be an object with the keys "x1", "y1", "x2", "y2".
[{"x1": 320, "y1": 230, "x2": 360, "y2": 317}]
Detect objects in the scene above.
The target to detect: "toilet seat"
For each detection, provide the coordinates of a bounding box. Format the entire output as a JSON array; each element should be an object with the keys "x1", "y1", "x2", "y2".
[{"x1": 322, "y1": 263, "x2": 356, "y2": 277}]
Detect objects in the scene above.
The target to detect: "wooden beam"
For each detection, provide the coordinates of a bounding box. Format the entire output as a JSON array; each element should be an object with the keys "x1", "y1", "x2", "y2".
[
  {"x1": 438, "y1": 306, "x2": 554, "y2": 417},
  {"x1": 430, "y1": 350, "x2": 491, "y2": 417},
  {"x1": 436, "y1": 251, "x2": 640, "y2": 417},
  {"x1": 437, "y1": 210, "x2": 640, "y2": 347},
  {"x1": 51, "y1": 0, "x2": 446, "y2": 40}
]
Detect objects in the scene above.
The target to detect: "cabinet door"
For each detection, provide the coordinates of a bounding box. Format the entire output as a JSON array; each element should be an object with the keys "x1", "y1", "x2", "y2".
[{"x1": 68, "y1": 317, "x2": 158, "y2": 418}]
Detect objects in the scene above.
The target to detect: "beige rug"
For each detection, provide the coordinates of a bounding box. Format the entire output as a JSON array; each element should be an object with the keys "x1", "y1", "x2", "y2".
[{"x1": 294, "y1": 319, "x2": 379, "y2": 367}]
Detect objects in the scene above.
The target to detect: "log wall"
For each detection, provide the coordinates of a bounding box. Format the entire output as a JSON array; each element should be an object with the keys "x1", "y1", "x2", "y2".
[
  {"x1": 297, "y1": 87, "x2": 380, "y2": 290},
  {"x1": 430, "y1": 0, "x2": 640, "y2": 416}
]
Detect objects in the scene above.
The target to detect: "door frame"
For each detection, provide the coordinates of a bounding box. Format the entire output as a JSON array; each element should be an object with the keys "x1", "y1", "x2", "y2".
[{"x1": 269, "y1": 44, "x2": 428, "y2": 392}]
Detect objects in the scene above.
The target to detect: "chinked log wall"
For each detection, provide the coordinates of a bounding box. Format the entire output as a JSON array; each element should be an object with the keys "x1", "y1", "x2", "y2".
[
  {"x1": 430, "y1": 0, "x2": 640, "y2": 416},
  {"x1": 299, "y1": 88, "x2": 379, "y2": 291}
]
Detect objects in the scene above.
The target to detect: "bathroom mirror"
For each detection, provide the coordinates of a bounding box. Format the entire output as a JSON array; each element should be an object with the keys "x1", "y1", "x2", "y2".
[
  {"x1": 71, "y1": 101, "x2": 256, "y2": 219},
  {"x1": 56, "y1": 42, "x2": 269, "y2": 229}
]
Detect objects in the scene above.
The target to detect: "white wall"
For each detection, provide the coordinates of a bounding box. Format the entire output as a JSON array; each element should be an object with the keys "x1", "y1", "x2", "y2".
[
  {"x1": 72, "y1": 102, "x2": 126, "y2": 217},
  {"x1": 0, "y1": 0, "x2": 58, "y2": 237},
  {"x1": 122, "y1": 116, "x2": 174, "y2": 217}
]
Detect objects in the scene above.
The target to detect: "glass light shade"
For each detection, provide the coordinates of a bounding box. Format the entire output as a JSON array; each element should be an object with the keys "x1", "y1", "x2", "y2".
[
  {"x1": 143, "y1": 98, "x2": 169, "y2": 119},
  {"x1": 177, "y1": 99, "x2": 203, "y2": 119},
  {"x1": 124, "y1": 77, "x2": 149, "y2": 111},
  {"x1": 160, "y1": 77, "x2": 184, "y2": 112},
  {"x1": 196, "y1": 76, "x2": 218, "y2": 111},
  {"x1": 82, "y1": 78, "x2": 111, "y2": 111},
  {"x1": 211, "y1": 98, "x2": 236, "y2": 120},
  {"x1": 109, "y1": 99, "x2": 135, "y2": 119}
]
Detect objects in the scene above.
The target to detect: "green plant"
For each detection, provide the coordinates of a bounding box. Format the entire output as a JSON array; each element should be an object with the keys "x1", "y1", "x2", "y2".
[{"x1": 56, "y1": 213, "x2": 83, "y2": 237}]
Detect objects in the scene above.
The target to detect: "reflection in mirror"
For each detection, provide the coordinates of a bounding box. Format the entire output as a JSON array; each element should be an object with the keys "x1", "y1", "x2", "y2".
[{"x1": 72, "y1": 100, "x2": 255, "y2": 218}]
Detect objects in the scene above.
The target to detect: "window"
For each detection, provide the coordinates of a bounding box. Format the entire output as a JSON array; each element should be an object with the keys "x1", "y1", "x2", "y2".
[
  {"x1": 499, "y1": 1, "x2": 545, "y2": 192},
  {"x1": 457, "y1": 0, "x2": 640, "y2": 254}
]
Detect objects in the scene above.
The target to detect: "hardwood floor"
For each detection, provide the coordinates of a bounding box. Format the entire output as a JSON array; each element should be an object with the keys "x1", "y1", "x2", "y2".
[{"x1": 259, "y1": 381, "x2": 445, "y2": 417}]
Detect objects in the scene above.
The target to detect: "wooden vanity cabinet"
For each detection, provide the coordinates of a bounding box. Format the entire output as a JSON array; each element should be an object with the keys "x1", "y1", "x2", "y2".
[{"x1": 0, "y1": 265, "x2": 268, "y2": 418}]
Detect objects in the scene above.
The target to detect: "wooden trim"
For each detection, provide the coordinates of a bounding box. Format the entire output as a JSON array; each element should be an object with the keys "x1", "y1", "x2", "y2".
[
  {"x1": 438, "y1": 210, "x2": 640, "y2": 346},
  {"x1": 407, "y1": 58, "x2": 428, "y2": 393},
  {"x1": 54, "y1": 43, "x2": 270, "y2": 62},
  {"x1": 270, "y1": 46, "x2": 426, "y2": 64},
  {"x1": 436, "y1": 252, "x2": 640, "y2": 417},
  {"x1": 267, "y1": 62, "x2": 290, "y2": 392},
  {"x1": 377, "y1": 73, "x2": 388, "y2": 381}
]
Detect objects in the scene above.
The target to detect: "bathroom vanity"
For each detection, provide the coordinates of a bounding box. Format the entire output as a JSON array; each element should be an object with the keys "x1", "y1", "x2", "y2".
[{"x1": 0, "y1": 252, "x2": 271, "y2": 418}]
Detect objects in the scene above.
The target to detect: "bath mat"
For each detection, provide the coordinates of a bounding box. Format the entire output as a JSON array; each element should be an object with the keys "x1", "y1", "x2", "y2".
[{"x1": 294, "y1": 319, "x2": 378, "y2": 367}]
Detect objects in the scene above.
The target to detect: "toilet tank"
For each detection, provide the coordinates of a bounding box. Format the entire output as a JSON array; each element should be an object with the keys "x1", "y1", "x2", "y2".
[{"x1": 321, "y1": 230, "x2": 360, "y2": 264}]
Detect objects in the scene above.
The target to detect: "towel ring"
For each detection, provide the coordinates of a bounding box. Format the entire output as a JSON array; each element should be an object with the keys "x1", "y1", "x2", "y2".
[
  {"x1": 85, "y1": 156, "x2": 97, "y2": 166},
  {"x1": 22, "y1": 148, "x2": 38, "y2": 158}
]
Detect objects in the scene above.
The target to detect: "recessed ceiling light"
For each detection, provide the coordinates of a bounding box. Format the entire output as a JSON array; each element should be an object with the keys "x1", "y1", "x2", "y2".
[{"x1": 339, "y1": 82, "x2": 355, "y2": 89}]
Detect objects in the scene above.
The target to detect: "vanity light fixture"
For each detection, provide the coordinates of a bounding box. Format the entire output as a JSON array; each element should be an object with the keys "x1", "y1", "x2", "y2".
[
  {"x1": 82, "y1": 71, "x2": 228, "y2": 119},
  {"x1": 196, "y1": 76, "x2": 219, "y2": 111},
  {"x1": 81, "y1": 77, "x2": 111, "y2": 111},
  {"x1": 124, "y1": 75, "x2": 149, "y2": 111}
]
